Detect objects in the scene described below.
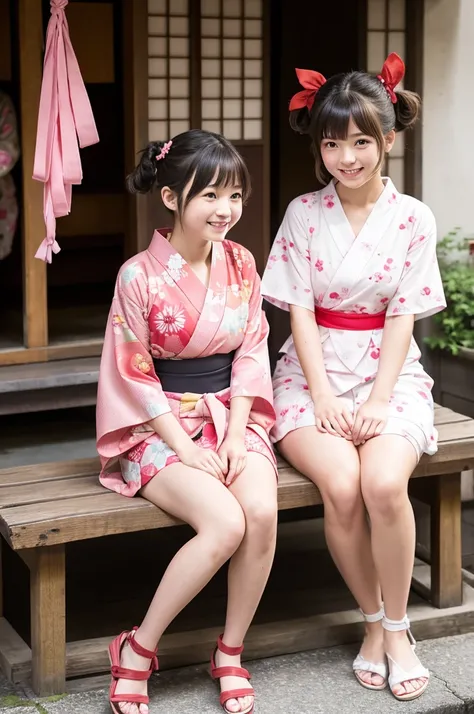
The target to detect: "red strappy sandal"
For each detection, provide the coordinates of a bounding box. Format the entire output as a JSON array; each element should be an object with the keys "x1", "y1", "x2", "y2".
[
  {"x1": 210, "y1": 634, "x2": 255, "y2": 714},
  {"x1": 108, "y1": 627, "x2": 159, "y2": 714}
]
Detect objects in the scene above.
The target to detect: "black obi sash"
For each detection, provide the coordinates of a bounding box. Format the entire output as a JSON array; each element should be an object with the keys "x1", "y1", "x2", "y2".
[{"x1": 153, "y1": 352, "x2": 235, "y2": 394}]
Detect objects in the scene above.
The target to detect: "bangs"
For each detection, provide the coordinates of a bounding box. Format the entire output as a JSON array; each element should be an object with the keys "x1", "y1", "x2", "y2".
[
  {"x1": 184, "y1": 140, "x2": 251, "y2": 208},
  {"x1": 316, "y1": 91, "x2": 384, "y2": 143}
]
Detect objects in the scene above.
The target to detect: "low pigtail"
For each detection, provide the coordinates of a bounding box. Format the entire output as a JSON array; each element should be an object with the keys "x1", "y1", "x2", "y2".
[
  {"x1": 126, "y1": 141, "x2": 163, "y2": 194},
  {"x1": 393, "y1": 89, "x2": 421, "y2": 132}
]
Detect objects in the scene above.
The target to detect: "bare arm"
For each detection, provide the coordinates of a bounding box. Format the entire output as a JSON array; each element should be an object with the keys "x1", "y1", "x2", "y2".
[
  {"x1": 148, "y1": 411, "x2": 195, "y2": 453},
  {"x1": 227, "y1": 395, "x2": 254, "y2": 439},
  {"x1": 218, "y1": 395, "x2": 254, "y2": 485},
  {"x1": 290, "y1": 305, "x2": 352, "y2": 437}
]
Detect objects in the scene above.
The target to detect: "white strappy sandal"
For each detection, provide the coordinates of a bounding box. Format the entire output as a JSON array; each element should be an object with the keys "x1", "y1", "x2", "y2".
[
  {"x1": 352, "y1": 606, "x2": 387, "y2": 690},
  {"x1": 382, "y1": 614, "x2": 430, "y2": 701}
]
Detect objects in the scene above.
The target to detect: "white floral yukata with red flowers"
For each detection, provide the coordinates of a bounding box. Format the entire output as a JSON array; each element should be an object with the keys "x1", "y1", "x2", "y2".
[
  {"x1": 261, "y1": 178, "x2": 446, "y2": 458},
  {"x1": 97, "y1": 230, "x2": 276, "y2": 497}
]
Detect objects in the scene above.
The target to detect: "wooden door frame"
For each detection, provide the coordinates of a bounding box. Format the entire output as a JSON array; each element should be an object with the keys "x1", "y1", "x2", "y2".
[
  {"x1": 1, "y1": 0, "x2": 146, "y2": 366},
  {"x1": 1, "y1": 0, "x2": 272, "y2": 366},
  {"x1": 404, "y1": 0, "x2": 424, "y2": 200},
  {"x1": 19, "y1": 0, "x2": 47, "y2": 352},
  {"x1": 122, "y1": 0, "x2": 149, "y2": 257}
]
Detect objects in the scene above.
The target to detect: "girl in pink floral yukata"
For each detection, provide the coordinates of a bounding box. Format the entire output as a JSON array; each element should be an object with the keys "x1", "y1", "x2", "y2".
[
  {"x1": 97, "y1": 130, "x2": 278, "y2": 714},
  {"x1": 261, "y1": 54, "x2": 446, "y2": 702}
]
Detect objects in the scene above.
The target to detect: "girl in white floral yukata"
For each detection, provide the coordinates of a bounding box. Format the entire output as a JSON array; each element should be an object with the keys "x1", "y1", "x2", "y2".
[
  {"x1": 261, "y1": 53, "x2": 446, "y2": 702},
  {"x1": 97, "y1": 130, "x2": 277, "y2": 714}
]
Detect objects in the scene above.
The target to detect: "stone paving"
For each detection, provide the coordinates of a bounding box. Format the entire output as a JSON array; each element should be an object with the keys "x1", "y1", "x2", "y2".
[{"x1": 1, "y1": 632, "x2": 473, "y2": 714}]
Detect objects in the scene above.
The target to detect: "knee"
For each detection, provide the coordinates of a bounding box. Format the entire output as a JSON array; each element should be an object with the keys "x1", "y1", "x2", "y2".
[
  {"x1": 362, "y1": 472, "x2": 408, "y2": 522},
  {"x1": 321, "y1": 467, "x2": 363, "y2": 529},
  {"x1": 206, "y1": 507, "x2": 246, "y2": 559},
  {"x1": 244, "y1": 499, "x2": 278, "y2": 541}
]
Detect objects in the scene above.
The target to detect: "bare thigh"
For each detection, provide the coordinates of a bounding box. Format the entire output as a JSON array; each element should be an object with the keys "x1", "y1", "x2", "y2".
[
  {"x1": 140, "y1": 462, "x2": 245, "y2": 533},
  {"x1": 229, "y1": 452, "x2": 278, "y2": 521},
  {"x1": 278, "y1": 426, "x2": 361, "y2": 498},
  {"x1": 359, "y1": 435, "x2": 419, "y2": 509}
]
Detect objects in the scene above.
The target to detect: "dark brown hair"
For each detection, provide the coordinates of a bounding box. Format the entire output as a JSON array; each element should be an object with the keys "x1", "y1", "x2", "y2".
[
  {"x1": 126, "y1": 129, "x2": 251, "y2": 216},
  {"x1": 289, "y1": 70, "x2": 421, "y2": 185}
]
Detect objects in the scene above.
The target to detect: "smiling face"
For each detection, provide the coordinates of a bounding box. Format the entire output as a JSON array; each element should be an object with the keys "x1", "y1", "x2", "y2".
[
  {"x1": 162, "y1": 170, "x2": 243, "y2": 244},
  {"x1": 320, "y1": 116, "x2": 395, "y2": 189}
]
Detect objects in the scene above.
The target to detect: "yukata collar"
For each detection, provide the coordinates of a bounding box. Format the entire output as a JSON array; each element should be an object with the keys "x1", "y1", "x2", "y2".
[
  {"x1": 147, "y1": 228, "x2": 174, "y2": 261},
  {"x1": 329, "y1": 176, "x2": 399, "y2": 204}
]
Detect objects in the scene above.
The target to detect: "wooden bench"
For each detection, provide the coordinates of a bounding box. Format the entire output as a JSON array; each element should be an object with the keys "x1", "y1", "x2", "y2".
[{"x1": 0, "y1": 405, "x2": 473, "y2": 696}]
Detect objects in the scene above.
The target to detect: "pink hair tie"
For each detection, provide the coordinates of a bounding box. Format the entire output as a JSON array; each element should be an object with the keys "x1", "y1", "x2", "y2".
[{"x1": 156, "y1": 140, "x2": 172, "y2": 161}]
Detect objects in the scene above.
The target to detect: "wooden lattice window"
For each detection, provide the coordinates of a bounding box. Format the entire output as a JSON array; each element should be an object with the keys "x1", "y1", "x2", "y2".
[
  {"x1": 148, "y1": 0, "x2": 191, "y2": 141},
  {"x1": 201, "y1": 0, "x2": 263, "y2": 141},
  {"x1": 367, "y1": 0, "x2": 406, "y2": 191}
]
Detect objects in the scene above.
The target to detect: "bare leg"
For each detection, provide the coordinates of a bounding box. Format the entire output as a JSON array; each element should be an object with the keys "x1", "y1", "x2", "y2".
[
  {"x1": 114, "y1": 463, "x2": 246, "y2": 714},
  {"x1": 360, "y1": 435, "x2": 427, "y2": 697},
  {"x1": 214, "y1": 453, "x2": 278, "y2": 713},
  {"x1": 279, "y1": 427, "x2": 384, "y2": 686}
]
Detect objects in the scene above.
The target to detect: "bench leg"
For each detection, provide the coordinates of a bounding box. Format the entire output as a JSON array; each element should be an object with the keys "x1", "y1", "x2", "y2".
[
  {"x1": 431, "y1": 473, "x2": 462, "y2": 608},
  {"x1": 30, "y1": 545, "x2": 66, "y2": 695}
]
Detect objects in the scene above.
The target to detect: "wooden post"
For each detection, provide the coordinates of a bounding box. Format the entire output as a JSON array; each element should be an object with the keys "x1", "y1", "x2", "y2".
[
  {"x1": 30, "y1": 546, "x2": 66, "y2": 696},
  {"x1": 18, "y1": 0, "x2": 48, "y2": 351},
  {"x1": 122, "y1": 0, "x2": 149, "y2": 257},
  {"x1": 431, "y1": 473, "x2": 463, "y2": 608}
]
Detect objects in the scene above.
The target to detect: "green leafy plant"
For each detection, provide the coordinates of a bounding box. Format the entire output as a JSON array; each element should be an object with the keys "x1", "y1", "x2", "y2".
[{"x1": 425, "y1": 228, "x2": 474, "y2": 355}]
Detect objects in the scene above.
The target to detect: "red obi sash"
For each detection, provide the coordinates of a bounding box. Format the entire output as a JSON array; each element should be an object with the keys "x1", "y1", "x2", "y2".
[{"x1": 315, "y1": 306, "x2": 386, "y2": 331}]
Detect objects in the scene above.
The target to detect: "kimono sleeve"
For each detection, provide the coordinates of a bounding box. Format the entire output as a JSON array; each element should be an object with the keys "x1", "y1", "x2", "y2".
[
  {"x1": 261, "y1": 197, "x2": 314, "y2": 312},
  {"x1": 96, "y1": 268, "x2": 171, "y2": 458},
  {"x1": 386, "y1": 207, "x2": 446, "y2": 320},
  {"x1": 230, "y1": 256, "x2": 275, "y2": 424}
]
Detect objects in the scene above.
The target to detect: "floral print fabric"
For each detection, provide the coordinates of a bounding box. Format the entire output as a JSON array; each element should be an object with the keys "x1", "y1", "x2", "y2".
[
  {"x1": 96, "y1": 230, "x2": 276, "y2": 496},
  {"x1": 0, "y1": 92, "x2": 20, "y2": 260},
  {"x1": 261, "y1": 178, "x2": 446, "y2": 455}
]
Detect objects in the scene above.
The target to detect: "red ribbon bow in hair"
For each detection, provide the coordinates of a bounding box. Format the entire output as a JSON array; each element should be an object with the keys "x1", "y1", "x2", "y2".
[
  {"x1": 377, "y1": 52, "x2": 405, "y2": 103},
  {"x1": 289, "y1": 68, "x2": 327, "y2": 112}
]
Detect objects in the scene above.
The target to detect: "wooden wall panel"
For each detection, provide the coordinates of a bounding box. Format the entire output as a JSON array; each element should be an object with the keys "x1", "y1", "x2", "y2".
[
  {"x1": 267, "y1": 0, "x2": 364, "y2": 362},
  {"x1": 56, "y1": 194, "x2": 125, "y2": 237},
  {"x1": 66, "y1": 2, "x2": 115, "y2": 84},
  {"x1": 123, "y1": 0, "x2": 149, "y2": 257},
  {"x1": 230, "y1": 145, "x2": 266, "y2": 274},
  {"x1": 0, "y1": 0, "x2": 12, "y2": 81}
]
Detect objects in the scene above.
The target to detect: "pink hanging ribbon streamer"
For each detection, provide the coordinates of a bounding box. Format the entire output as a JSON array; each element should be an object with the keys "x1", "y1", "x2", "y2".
[{"x1": 33, "y1": 0, "x2": 99, "y2": 263}]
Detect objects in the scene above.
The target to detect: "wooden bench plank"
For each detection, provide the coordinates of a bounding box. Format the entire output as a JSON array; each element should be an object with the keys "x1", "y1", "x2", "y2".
[
  {"x1": 434, "y1": 408, "x2": 470, "y2": 425},
  {"x1": 0, "y1": 404, "x2": 472, "y2": 550},
  {"x1": 0, "y1": 476, "x2": 107, "y2": 508},
  {"x1": 0, "y1": 401, "x2": 471, "y2": 697},
  {"x1": 0, "y1": 458, "x2": 100, "y2": 486},
  {"x1": 0, "y1": 471, "x2": 324, "y2": 549},
  {"x1": 435, "y1": 420, "x2": 474, "y2": 442}
]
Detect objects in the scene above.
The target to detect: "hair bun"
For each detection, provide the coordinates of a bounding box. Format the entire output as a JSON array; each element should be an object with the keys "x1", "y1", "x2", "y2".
[
  {"x1": 126, "y1": 141, "x2": 162, "y2": 194},
  {"x1": 393, "y1": 89, "x2": 421, "y2": 132},
  {"x1": 289, "y1": 106, "x2": 312, "y2": 135}
]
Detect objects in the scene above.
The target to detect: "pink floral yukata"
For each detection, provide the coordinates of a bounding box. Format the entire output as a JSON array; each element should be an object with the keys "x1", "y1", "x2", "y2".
[
  {"x1": 96, "y1": 230, "x2": 276, "y2": 497},
  {"x1": 261, "y1": 178, "x2": 446, "y2": 458}
]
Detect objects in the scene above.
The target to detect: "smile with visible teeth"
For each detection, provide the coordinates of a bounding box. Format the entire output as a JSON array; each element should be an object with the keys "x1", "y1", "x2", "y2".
[
  {"x1": 341, "y1": 168, "x2": 362, "y2": 174},
  {"x1": 208, "y1": 221, "x2": 230, "y2": 226}
]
